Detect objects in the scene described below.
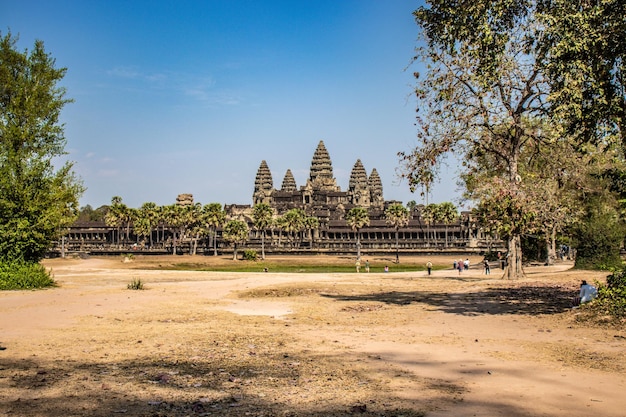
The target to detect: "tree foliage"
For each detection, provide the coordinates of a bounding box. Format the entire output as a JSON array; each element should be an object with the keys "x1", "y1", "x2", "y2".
[
  {"x1": 223, "y1": 219, "x2": 249, "y2": 260},
  {"x1": 400, "y1": 1, "x2": 626, "y2": 277},
  {"x1": 252, "y1": 203, "x2": 274, "y2": 259},
  {"x1": 413, "y1": 0, "x2": 626, "y2": 146},
  {"x1": 385, "y1": 203, "x2": 409, "y2": 263},
  {"x1": 346, "y1": 207, "x2": 370, "y2": 259},
  {"x1": 0, "y1": 32, "x2": 83, "y2": 263}
]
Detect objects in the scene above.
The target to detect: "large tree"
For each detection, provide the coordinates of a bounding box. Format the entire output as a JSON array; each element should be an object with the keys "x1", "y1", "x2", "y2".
[
  {"x1": 0, "y1": 33, "x2": 83, "y2": 262},
  {"x1": 400, "y1": 5, "x2": 552, "y2": 278}
]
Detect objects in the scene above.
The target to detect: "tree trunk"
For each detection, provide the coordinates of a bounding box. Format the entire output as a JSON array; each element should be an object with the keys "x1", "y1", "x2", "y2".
[
  {"x1": 356, "y1": 230, "x2": 361, "y2": 259},
  {"x1": 261, "y1": 231, "x2": 266, "y2": 260},
  {"x1": 212, "y1": 228, "x2": 218, "y2": 256},
  {"x1": 191, "y1": 232, "x2": 199, "y2": 255},
  {"x1": 232, "y1": 244, "x2": 238, "y2": 260},
  {"x1": 395, "y1": 229, "x2": 399, "y2": 263},
  {"x1": 505, "y1": 235, "x2": 524, "y2": 279}
]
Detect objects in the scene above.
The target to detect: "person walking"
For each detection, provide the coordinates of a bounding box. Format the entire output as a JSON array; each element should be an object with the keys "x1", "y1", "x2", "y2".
[
  {"x1": 355, "y1": 258, "x2": 361, "y2": 273},
  {"x1": 427, "y1": 261, "x2": 432, "y2": 276},
  {"x1": 365, "y1": 259, "x2": 370, "y2": 273},
  {"x1": 484, "y1": 259, "x2": 490, "y2": 275}
]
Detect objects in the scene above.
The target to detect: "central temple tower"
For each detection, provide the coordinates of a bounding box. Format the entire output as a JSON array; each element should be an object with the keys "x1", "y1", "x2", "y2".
[{"x1": 252, "y1": 140, "x2": 384, "y2": 213}]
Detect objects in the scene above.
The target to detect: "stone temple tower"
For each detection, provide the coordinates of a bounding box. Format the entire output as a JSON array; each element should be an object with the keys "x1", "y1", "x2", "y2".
[
  {"x1": 253, "y1": 160, "x2": 274, "y2": 205},
  {"x1": 368, "y1": 168, "x2": 384, "y2": 208},
  {"x1": 348, "y1": 159, "x2": 371, "y2": 207},
  {"x1": 306, "y1": 140, "x2": 339, "y2": 192},
  {"x1": 281, "y1": 169, "x2": 297, "y2": 192}
]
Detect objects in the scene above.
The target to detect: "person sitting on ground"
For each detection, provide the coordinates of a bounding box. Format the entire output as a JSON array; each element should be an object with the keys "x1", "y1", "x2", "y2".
[
  {"x1": 579, "y1": 280, "x2": 598, "y2": 304},
  {"x1": 573, "y1": 280, "x2": 598, "y2": 306}
]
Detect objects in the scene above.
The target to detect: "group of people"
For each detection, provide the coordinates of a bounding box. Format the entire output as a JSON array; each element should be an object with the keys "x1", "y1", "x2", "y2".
[
  {"x1": 355, "y1": 258, "x2": 599, "y2": 309},
  {"x1": 452, "y1": 258, "x2": 470, "y2": 274},
  {"x1": 356, "y1": 258, "x2": 383, "y2": 273}
]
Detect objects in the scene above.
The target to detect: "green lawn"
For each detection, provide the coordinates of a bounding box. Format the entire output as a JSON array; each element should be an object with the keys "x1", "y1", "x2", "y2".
[{"x1": 149, "y1": 262, "x2": 433, "y2": 273}]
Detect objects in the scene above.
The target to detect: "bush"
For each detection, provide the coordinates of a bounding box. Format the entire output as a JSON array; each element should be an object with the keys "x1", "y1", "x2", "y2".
[
  {"x1": 127, "y1": 278, "x2": 144, "y2": 290},
  {"x1": 594, "y1": 269, "x2": 626, "y2": 319},
  {"x1": 242, "y1": 249, "x2": 258, "y2": 261},
  {"x1": 0, "y1": 260, "x2": 55, "y2": 290},
  {"x1": 572, "y1": 211, "x2": 624, "y2": 270}
]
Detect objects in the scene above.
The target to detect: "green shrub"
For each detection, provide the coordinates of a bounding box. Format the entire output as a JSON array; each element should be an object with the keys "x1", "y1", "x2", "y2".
[
  {"x1": 0, "y1": 260, "x2": 55, "y2": 290},
  {"x1": 572, "y1": 211, "x2": 624, "y2": 270},
  {"x1": 242, "y1": 249, "x2": 258, "y2": 261},
  {"x1": 594, "y1": 269, "x2": 626, "y2": 319},
  {"x1": 127, "y1": 277, "x2": 144, "y2": 290}
]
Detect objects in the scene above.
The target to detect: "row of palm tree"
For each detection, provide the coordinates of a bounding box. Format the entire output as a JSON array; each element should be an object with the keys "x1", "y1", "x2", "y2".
[
  {"x1": 104, "y1": 197, "x2": 228, "y2": 255},
  {"x1": 420, "y1": 202, "x2": 459, "y2": 247},
  {"x1": 102, "y1": 196, "x2": 456, "y2": 260},
  {"x1": 251, "y1": 204, "x2": 320, "y2": 259}
]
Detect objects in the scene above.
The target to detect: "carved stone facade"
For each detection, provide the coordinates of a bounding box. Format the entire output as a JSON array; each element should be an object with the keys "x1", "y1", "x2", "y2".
[{"x1": 253, "y1": 140, "x2": 385, "y2": 217}]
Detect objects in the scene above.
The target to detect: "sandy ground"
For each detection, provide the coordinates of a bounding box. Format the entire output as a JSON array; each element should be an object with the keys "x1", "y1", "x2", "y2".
[{"x1": 0, "y1": 254, "x2": 625, "y2": 417}]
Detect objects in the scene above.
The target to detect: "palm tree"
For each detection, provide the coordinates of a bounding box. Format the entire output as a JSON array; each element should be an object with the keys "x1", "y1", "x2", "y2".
[
  {"x1": 345, "y1": 207, "x2": 370, "y2": 260},
  {"x1": 304, "y1": 216, "x2": 319, "y2": 248},
  {"x1": 186, "y1": 203, "x2": 205, "y2": 255},
  {"x1": 104, "y1": 196, "x2": 125, "y2": 246},
  {"x1": 203, "y1": 203, "x2": 226, "y2": 256},
  {"x1": 138, "y1": 202, "x2": 158, "y2": 248},
  {"x1": 133, "y1": 213, "x2": 151, "y2": 247},
  {"x1": 252, "y1": 203, "x2": 274, "y2": 260},
  {"x1": 223, "y1": 219, "x2": 249, "y2": 260},
  {"x1": 437, "y1": 202, "x2": 459, "y2": 247},
  {"x1": 385, "y1": 203, "x2": 410, "y2": 263},
  {"x1": 163, "y1": 204, "x2": 186, "y2": 255},
  {"x1": 281, "y1": 208, "x2": 306, "y2": 248}
]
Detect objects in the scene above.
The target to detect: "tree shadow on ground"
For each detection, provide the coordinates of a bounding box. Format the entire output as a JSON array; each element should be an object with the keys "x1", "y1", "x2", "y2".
[
  {"x1": 321, "y1": 284, "x2": 576, "y2": 316},
  {"x1": 0, "y1": 353, "x2": 432, "y2": 417}
]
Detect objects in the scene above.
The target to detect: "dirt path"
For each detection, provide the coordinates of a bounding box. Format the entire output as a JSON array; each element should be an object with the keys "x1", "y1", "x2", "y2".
[{"x1": 1, "y1": 256, "x2": 624, "y2": 416}]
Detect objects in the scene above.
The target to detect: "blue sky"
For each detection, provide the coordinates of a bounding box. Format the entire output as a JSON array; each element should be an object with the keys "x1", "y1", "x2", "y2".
[{"x1": 2, "y1": 0, "x2": 462, "y2": 209}]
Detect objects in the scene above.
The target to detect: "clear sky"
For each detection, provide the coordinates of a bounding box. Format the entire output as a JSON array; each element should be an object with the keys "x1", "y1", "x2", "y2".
[{"x1": 2, "y1": 0, "x2": 462, "y2": 209}]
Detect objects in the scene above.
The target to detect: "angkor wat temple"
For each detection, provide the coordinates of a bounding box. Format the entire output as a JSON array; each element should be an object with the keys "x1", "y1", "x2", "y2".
[
  {"x1": 250, "y1": 140, "x2": 384, "y2": 217},
  {"x1": 56, "y1": 141, "x2": 500, "y2": 257}
]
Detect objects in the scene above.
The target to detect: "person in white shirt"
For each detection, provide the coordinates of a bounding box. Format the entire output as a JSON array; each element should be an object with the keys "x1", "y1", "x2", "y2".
[{"x1": 579, "y1": 280, "x2": 598, "y2": 304}]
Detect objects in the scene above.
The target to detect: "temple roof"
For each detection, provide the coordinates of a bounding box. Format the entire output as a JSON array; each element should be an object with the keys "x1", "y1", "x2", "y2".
[
  {"x1": 309, "y1": 140, "x2": 337, "y2": 189},
  {"x1": 348, "y1": 159, "x2": 368, "y2": 191},
  {"x1": 281, "y1": 169, "x2": 297, "y2": 192},
  {"x1": 368, "y1": 168, "x2": 384, "y2": 204},
  {"x1": 254, "y1": 160, "x2": 273, "y2": 193}
]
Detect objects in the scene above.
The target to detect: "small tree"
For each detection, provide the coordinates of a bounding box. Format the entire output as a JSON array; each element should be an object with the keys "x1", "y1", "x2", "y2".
[
  {"x1": 203, "y1": 203, "x2": 226, "y2": 256},
  {"x1": 281, "y1": 208, "x2": 306, "y2": 248},
  {"x1": 437, "y1": 202, "x2": 459, "y2": 248},
  {"x1": 345, "y1": 207, "x2": 370, "y2": 260},
  {"x1": 252, "y1": 203, "x2": 274, "y2": 259},
  {"x1": 304, "y1": 216, "x2": 320, "y2": 248},
  {"x1": 385, "y1": 203, "x2": 409, "y2": 263},
  {"x1": 223, "y1": 219, "x2": 249, "y2": 260}
]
